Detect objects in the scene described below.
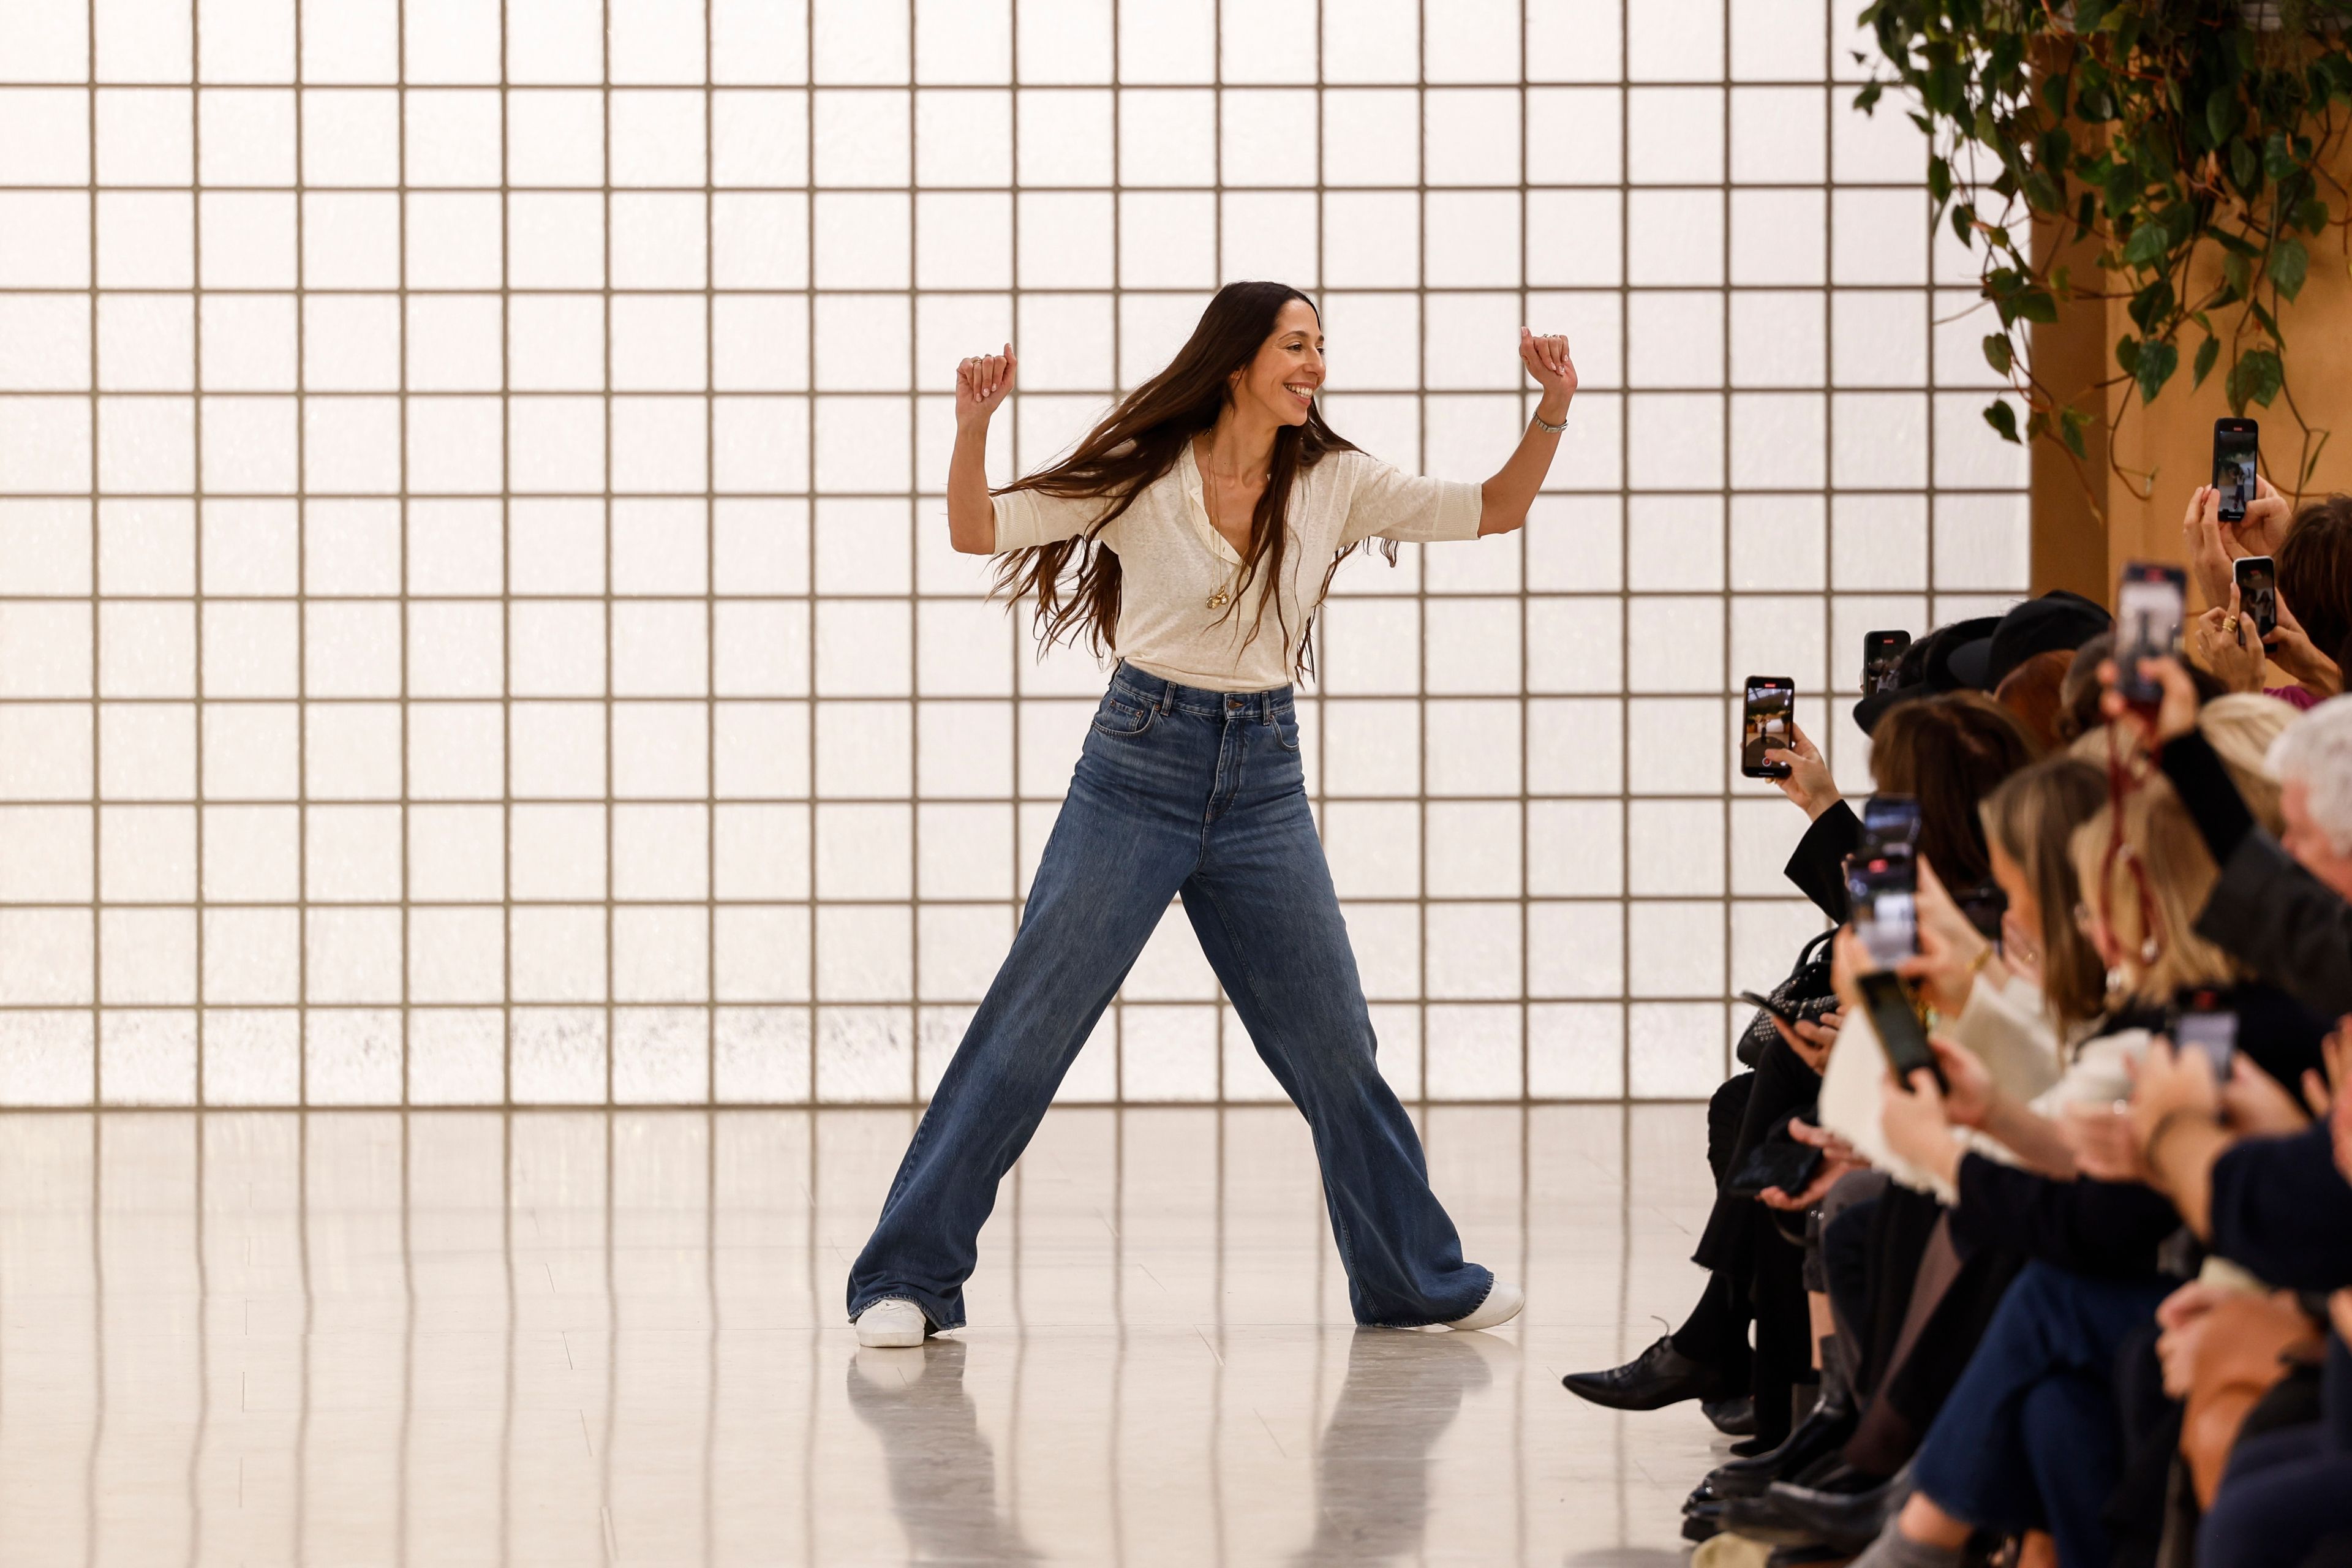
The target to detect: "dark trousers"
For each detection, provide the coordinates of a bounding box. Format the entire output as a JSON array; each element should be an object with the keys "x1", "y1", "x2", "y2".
[{"x1": 1909, "y1": 1262, "x2": 2171, "y2": 1568}]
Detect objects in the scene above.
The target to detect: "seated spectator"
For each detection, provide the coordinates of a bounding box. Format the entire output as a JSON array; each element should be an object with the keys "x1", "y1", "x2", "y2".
[
  {"x1": 1564, "y1": 689, "x2": 2035, "y2": 1457},
  {"x1": 1820, "y1": 701, "x2": 2324, "y2": 1568}
]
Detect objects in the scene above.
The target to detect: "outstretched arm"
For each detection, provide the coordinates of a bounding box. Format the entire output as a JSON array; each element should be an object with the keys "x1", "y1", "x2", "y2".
[
  {"x1": 946, "y1": 345, "x2": 1016, "y2": 555},
  {"x1": 1477, "y1": 330, "x2": 1577, "y2": 537}
]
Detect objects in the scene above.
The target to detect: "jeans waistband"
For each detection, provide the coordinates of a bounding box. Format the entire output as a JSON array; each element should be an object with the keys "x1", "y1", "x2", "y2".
[{"x1": 1110, "y1": 661, "x2": 1294, "y2": 719}]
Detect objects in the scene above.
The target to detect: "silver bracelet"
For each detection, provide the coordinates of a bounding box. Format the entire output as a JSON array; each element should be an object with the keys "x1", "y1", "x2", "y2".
[{"x1": 1530, "y1": 409, "x2": 1567, "y2": 434}]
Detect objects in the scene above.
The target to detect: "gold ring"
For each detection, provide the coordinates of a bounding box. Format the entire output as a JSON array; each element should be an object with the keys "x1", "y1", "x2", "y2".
[{"x1": 2222, "y1": 615, "x2": 2241, "y2": 636}]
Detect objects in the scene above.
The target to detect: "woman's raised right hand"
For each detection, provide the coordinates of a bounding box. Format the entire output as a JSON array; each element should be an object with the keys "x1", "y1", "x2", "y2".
[
  {"x1": 956, "y1": 344, "x2": 1017, "y2": 429},
  {"x1": 1763, "y1": 722, "x2": 1841, "y2": 821}
]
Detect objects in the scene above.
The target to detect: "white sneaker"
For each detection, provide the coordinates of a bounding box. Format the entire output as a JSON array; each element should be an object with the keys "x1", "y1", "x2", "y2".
[
  {"x1": 1445, "y1": 1280, "x2": 1524, "y2": 1333},
  {"x1": 854, "y1": 1298, "x2": 929, "y2": 1348}
]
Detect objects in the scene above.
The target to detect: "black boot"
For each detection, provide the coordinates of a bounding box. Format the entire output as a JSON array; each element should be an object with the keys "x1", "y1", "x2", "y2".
[
  {"x1": 1560, "y1": 1335, "x2": 1726, "y2": 1411},
  {"x1": 1701, "y1": 1395, "x2": 1757, "y2": 1436},
  {"x1": 1702, "y1": 1391, "x2": 1856, "y2": 1499}
]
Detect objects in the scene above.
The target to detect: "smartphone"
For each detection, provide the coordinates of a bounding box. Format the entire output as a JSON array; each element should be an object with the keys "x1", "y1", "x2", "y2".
[
  {"x1": 1860, "y1": 794, "x2": 1922, "y2": 857},
  {"x1": 2213, "y1": 417, "x2": 2260, "y2": 524},
  {"x1": 1863, "y1": 630, "x2": 1912, "y2": 695},
  {"x1": 1953, "y1": 882, "x2": 2008, "y2": 948},
  {"x1": 1741, "y1": 676, "x2": 1796, "y2": 779},
  {"x1": 1858, "y1": 968, "x2": 1945, "y2": 1093},
  {"x1": 1847, "y1": 850, "x2": 1919, "y2": 967},
  {"x1": 2236, "y1": 555, "x2": 2279, "y2": 638},
  {"x1": 2115, "y1": 562, "x2": 2187, "y2": 710},
  {"x1": 1724, "y1": 1137, "x2": 1826, "y2": 1202},
  {"x1": 2168, "y1": 987, "x2": 2238, "y2": 1078}
]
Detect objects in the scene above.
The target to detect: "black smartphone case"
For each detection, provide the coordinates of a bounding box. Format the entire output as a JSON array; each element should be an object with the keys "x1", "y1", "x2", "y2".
[{"x1": 1724, "y1": 1136, "x2": 1825, "y2": 1201}]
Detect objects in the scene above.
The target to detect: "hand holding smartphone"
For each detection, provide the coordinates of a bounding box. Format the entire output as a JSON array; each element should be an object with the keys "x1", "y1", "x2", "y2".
[
  {"x1": 1741, "y1": 676, "x2": 1795, "y2": 779},
  {"x1": 1857, "y1": 969, "x2": 1945, "y2": 1093}
]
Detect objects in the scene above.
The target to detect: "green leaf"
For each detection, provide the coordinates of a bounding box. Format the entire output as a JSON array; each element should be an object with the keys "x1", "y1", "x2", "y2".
[
  {"x1": 2016, "y1": 290, "x2": 2059, "y2": 325},
  {"x1": 2059, "y1": 407, "x2": 2091, "y2": 460},
  {"x1": 2272, "y1": 236, "x2": 2310, "y2": 301},
  {"x1": 1982, "y1": 333, "x2": 2014, "y2": 376},
  {"x1": 2116, "y1": 334, "x2": 2141, "y2": 375},
  {"x1": 2127, "y1": 277, "x2": 2174, "y2": 336},
  {"x1": 2223, "y1": 250, "x2": 2253, "y2": 298},
  {"x1": 1927, "y1": 154, "x2": 1951, "y2": 206},
  {"x1": 2192, "y1": 335, "x2": 2221, "y2": 388},
  {"x1": 2231, "y1": 137, "x2": 2260, "y2": 192},
  {"x1": 1983, "y1": 401, "x2": 2021, "y2": 444},
  {"x1": 1854, "y1": 81, "x2": 1884, "y2": 114},
  {"x1": 2265, "y1": 130, "x2": 2297, "y2": 181},
  {"x1": 2228, "y1": 348, "x2": 2285, "y2": 412},
  {"x1": 2122, "y1": 222, "x2": 2169, "y2": 268},
  {"x1": 2206, "y1": 88, "x2": 2242, "y2": 148},
  {"x1": 2135, "y1": 339, "x2": 2179, "y2": 404}
]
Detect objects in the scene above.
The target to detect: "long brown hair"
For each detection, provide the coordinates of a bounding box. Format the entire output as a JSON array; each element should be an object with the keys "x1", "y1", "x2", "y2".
[
  {"x1": 1867, "y1": 691, "x2": 2037, "y2": 889},
  {"x1": 1980, "y1": 757, "x2": 2109, "y2": 1027},
  {"x1": 991, "y1": 281, "x2": 1367, "y2": 679}
]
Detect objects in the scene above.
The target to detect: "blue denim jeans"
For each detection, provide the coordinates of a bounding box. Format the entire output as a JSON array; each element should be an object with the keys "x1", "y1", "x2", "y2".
[
  {"x1": 846, "y1": 663, "x2": 1494, "y2": 1331},
  {"x1": 1909, "y1": 1261, "x2": 2173, "y2": 1568}
]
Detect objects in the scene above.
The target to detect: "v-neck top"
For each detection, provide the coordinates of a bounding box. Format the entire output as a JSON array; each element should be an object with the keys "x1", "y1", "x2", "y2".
[{"x1": 989, "y1": 442, "x2": 1483, "y2": 692}]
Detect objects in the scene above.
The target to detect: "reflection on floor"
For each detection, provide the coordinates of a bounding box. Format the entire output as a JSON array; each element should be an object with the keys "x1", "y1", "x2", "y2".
[{"x1": 0, "y1": 1104, "x2": 1724, "y2": 1566}]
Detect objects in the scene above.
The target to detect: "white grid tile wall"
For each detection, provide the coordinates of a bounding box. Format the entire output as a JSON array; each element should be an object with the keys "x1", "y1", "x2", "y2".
[{"x1": 0, "y1": 0, "x2": 2028, "y2": 1108}]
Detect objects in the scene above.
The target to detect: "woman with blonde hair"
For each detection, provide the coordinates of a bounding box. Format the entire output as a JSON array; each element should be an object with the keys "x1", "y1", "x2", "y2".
[{"x1": 1828, "y1": 698, "x2": 2326, "y2": 1568}]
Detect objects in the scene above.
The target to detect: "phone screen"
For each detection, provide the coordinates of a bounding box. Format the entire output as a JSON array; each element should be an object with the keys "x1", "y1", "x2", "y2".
[
  {"x1": 1860, "y1": 794, "x2": 1922, "y2": 856},
  {"x1": 1953, "y1": 882, "x2": 2008, "y2": 949},
  {"x1": 2174, "y1": 1011, "x2": 2238, "y2": 1077},
  {"x1": 2236, "y1": 556, "x2": 2278, "y2": 638},
  {"x1": 1863, "y1": 630, "x2": 1911, "y2": 695},
  {"x1": 1858, "y1": 970, "x2": 1944, "y2": 1092},
  {"x1": 2213, "y1": 420, "x2": 2260, "y2": 524},
  {"x1": 2116, "y1": 563, "x2": 2187, "y2": 708},
  {"x1": 2169, "y1": 987, "x2": 2238, "y2": 1077},
  {"x1": 1741, "y1": 677, "x2": 1795, "y2": 779},
  {"x1": 1847, "y1": 850, "x2": 1918, "y2": 967}
]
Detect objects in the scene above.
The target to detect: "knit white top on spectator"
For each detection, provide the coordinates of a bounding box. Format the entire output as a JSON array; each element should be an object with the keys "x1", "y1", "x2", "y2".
[{"x1": 989, "y1": 441, "x2": 1483, "y2": 693}]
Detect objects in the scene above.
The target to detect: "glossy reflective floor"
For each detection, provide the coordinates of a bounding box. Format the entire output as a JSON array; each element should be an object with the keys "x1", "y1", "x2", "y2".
[{"x1": 0, "y1": 1104, "x2": 1723, "y2": 1566}]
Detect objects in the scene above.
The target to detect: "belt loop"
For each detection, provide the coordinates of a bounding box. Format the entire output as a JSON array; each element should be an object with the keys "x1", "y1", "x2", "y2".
[
  {"x1": 1259, "y1": 690, "x2": 1272, "y2": 725},
  {"x1": 1156, "y1": 677, "x2": 1172, "y2": 715}
]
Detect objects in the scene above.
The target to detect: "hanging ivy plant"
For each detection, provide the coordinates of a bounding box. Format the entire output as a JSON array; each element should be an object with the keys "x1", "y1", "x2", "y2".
[{"x1": 1856, "y1": 0, "x2": 2352, "y2": 502}]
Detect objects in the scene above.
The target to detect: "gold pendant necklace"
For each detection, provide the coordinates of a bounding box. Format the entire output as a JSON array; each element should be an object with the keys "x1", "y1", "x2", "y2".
[{"x1": 1201, "y1": 447, "x2": 1265, "y2": 611}]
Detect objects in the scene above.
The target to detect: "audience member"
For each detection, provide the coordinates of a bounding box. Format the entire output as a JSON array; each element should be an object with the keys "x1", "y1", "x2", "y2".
[{"x1": 1627, "y1": 492, "x2": 2352, "y2": 1568}]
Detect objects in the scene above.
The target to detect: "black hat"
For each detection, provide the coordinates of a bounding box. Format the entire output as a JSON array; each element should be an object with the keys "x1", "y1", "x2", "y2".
[
  {"x1": 1945, "y1": 591, "x2": 2112, "y2": 694},
  {"x1": 1851, "y1": 616, "x2": 2002, "y2": 736}
]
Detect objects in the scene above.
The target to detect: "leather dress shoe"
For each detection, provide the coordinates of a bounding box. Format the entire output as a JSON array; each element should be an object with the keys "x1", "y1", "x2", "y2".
[
  {"x1": 1560, "y1": 1335, "x2": 1725, "y2": 1411},
  {"x1": 1703, "y1": 1393, "x2": 1856, "y2": 1499},
  {"x1": 1702, "y1": 1395, "x2": 1757, "y2": 1436},
  {"x1": 1756, "y1": 1463, "x2": 1910, "y2": 1553}
]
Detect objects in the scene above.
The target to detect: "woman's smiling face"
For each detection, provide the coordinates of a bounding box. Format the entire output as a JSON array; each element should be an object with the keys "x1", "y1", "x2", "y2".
[{"x1": 1227, "y1": 298, "x2": 1326, "y2": 428}]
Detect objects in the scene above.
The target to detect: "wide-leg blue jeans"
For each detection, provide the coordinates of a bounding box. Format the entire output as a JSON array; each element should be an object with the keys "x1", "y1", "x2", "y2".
[{"x1": 846, "y1": 663, "x2": 1494, "y2": 1331}]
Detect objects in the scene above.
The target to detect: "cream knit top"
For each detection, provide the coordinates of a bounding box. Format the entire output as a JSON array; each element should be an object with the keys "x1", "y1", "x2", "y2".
[{"x1": 989, "y1": 442, "x2": 1484, "y2": 692}]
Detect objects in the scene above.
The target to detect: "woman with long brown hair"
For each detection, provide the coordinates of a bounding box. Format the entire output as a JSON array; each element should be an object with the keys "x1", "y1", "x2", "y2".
[{"x1": 848, "y1": 281, "x2": 1577, "y2": 1348}]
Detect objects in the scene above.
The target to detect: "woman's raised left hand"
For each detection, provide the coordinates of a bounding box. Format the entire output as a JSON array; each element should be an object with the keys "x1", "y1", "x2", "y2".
[{"x1": 1519, "y1": 329, "x2": 1577, "y2": 405}]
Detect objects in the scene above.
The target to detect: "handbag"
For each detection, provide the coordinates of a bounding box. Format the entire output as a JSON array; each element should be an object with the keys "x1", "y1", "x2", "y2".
[{"x1": 1736, "y1": 929, "x2": 1839, "y2": 1068}]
